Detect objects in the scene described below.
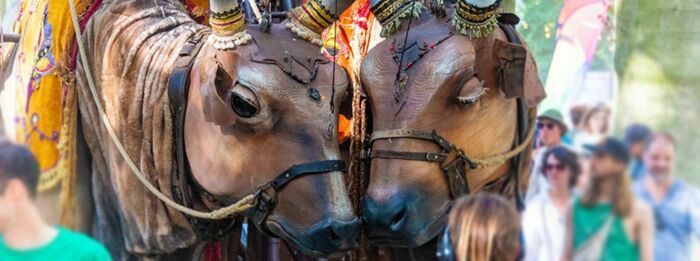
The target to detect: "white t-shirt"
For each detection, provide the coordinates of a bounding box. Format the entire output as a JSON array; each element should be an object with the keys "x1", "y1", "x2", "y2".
[
  {"x1": 523, "y1": 192, "x2": 567, "y2": 261},
  {"x1": 525, "y1": 147, "x2": 550, "y2": 202}
]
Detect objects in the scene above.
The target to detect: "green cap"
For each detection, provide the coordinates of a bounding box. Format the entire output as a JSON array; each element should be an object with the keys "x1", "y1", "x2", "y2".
[{"x1": 538, "y1": 109, "x2": 568, "y2": 133}]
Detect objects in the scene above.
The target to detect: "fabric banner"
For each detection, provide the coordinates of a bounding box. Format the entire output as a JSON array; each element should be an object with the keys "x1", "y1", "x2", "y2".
[{"x1": 6, "y1": 0, "x2": 96, "y2": 227}]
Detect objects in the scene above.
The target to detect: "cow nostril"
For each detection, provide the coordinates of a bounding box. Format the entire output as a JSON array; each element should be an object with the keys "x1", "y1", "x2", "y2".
[
  {"x1": 329, "y1": 227, "x2": 341, "y2": 242},
  {"x1": 390, "y1": 208, "x2": 407, "y2": 231}
]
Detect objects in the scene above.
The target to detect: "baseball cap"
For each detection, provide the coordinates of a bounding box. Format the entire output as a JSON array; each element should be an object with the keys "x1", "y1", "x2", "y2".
[
  {"x1": 584, "y1": 137, "x2": 630, "y2": 164},
  {"x1": 623, "y1": 124, "x2": 652, "y2": 146}
]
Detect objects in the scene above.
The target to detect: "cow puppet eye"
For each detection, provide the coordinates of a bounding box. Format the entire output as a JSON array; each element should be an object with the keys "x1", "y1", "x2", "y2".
[
  {"x1": 229, "y1": 85, "x2": 259, "y2": 118},
  {"x1": 457, "y1": 76, "x2": 488, "y2": 106}
]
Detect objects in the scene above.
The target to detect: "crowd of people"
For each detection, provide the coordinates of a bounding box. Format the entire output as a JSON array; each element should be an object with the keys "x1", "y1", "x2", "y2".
[{"x1": 445, "y1": 104, "x2": 700, "y2": 261}]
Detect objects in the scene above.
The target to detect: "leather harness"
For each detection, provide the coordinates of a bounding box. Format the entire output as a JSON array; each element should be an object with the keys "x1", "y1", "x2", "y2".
[
  {"x1": 364, "y1": 15, "x2": 530, "y2": 209},
  {"x1": 167, "y1": 31, "x2": 347, "y2": 240}
]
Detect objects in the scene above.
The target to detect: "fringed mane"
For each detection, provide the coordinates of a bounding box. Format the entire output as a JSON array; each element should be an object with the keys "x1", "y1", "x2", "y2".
[{"x1": 76, "y1": 0, "x2": 208, "y2": 256}]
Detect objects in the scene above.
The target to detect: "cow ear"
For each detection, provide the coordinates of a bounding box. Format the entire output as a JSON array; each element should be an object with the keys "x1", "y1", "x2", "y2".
[
  {"x1": 493, "y1": 38, "x2": 546, "y2": 107},
  {"x1": 200, "y1": 53, "x2": 238, "y2": 125}
]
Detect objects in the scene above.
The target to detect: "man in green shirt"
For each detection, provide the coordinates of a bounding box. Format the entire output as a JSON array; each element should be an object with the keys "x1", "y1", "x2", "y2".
[{"x1": 0, "y1": 140, "x2": 111, "y2": 260}]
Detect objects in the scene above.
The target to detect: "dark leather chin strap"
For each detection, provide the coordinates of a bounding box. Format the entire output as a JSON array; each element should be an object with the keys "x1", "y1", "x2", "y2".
[
  {"x1": 243, "y1": 160, "x2": 347, "y2": 236},
  {"x1": 168, "y1": 33, "x2": 347, "y2": 239}
]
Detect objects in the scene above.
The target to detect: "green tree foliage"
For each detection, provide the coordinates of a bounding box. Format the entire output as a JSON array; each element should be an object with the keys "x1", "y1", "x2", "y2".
[
  {"x1": 516, "y1": 0, "x2": 563, "y2": 80},
  {"x1": 616, "y1": 0, "x2": 700, "y2": 185}
]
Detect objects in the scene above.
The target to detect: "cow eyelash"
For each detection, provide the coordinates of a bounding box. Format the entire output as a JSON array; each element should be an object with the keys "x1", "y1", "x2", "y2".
[{"x1": 457, "y1": 87, "x2": 488, "y2": 106}]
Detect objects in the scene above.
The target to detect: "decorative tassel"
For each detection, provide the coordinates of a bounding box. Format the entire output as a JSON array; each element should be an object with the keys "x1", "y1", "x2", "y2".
[{"x1": 207, "y1": 30, "x2": 253, "y2": 50}]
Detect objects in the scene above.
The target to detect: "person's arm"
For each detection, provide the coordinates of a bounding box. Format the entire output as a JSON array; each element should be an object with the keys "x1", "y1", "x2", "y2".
[
  {"x1": 636, "y1": 199, "x2": 654, "y2": 261},
  {"x1": 690, "y1": 188, "x2": 700, "y2": 240},
  {"x1": 561, "y1": 204, "x2": 573, "y2": 261}
]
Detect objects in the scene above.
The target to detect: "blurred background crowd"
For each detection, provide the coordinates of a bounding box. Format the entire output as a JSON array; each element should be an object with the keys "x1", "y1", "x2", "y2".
[{"x1": 520, "y1": 105, "x2": 699, "y2": 260}]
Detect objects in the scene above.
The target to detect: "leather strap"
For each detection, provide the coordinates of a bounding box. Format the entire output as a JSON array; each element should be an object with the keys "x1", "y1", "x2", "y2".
[
  {"x1": 168, "y1": 32, "x2": 238, "y2": 241},
  {"x1": 370, "y1": 150, "x2": 447, "y2": 162},
  {"x1": 367, "y1": 128, "x2": 475, "y2": 198},
  {"x1": 370, "y1": 129, "x2": 435, "y2": 143},
  {"x1": 442, "y1": 159, "x2": 470, "y2": 196},
  {"x1": 499, "y1": 20, "x2": 527, "y2": 211},
  {"x1": 246, "y1": 160, "x2": 347, "y2": 236},
  {"x1": 269, "y1": 160, "x2": 346, "y2": 190}
]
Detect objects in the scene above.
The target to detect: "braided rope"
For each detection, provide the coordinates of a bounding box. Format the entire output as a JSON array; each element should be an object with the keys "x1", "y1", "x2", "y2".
[
  {"x1": 68, "y1": 0, "x2": 256, "y2": 220},
  {"x1": 471, "y1": 124, "x2": 535, "y2": 169}
]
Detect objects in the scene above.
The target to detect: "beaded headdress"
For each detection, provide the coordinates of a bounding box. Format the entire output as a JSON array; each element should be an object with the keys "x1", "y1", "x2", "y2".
[
  {"x1": 370, "y1": 0, "x2": 427, "y2": 37},
  {"x1": 452, "y1": 0, "x2": 501, "y2": 38}
]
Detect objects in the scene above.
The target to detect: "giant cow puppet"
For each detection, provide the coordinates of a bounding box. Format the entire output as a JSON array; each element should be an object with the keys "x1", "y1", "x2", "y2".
[
  {"x1": 66, "y1": 0, "x2": 361, "y2": 258},
  {"x1": 358, "y1": 0, "x2": 545, "y2": 259}
]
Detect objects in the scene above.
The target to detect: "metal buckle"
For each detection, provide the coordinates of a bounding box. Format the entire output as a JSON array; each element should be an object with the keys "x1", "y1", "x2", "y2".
[
  {"x1": 253, "y1": 182, "x2": 277, "y2": 208},
  {"x1": 361, "y1": 148, "x2": 372, "y2": 160},
  {"x1": 455, "y1": 148, "x2": 478, "y2": 169}
]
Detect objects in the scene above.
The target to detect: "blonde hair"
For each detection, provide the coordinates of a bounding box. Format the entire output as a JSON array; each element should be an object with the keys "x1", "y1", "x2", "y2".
[{"x1": 448, "y1": 193, "x2": 521, "y2": 261}]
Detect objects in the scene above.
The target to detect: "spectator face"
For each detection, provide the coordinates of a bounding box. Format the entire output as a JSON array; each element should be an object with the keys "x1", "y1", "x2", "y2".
[
  {"x1": 544, "y1": 154, "x2": 571, "y2": 188},
  {"x1": 643, "y1": 139, "x2": 675, "y2": 181},
  {"x1": 537, "y1": 119, "x2": 563, "y2": 147},
  {"x1": 628, "y1": 141, "x2": 646, "y2": 158},
  {"x1": 0, "y1": 179, "x2": 20, "y2": 233},
  {"x1": 591, "y1": 153, "x2": 626, "y2": 177},
  {"x1": 588, "y1": 110, "x2": 608, "y2": 135},
  {"x1": 576, "y1": 156, "x2": 592, "y2": 191}
]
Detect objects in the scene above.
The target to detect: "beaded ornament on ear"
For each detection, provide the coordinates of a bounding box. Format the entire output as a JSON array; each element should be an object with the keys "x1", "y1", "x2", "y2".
[
  {"x1": 286, "y1": 0, "x2": 337, "y2": 46},
  {"x1": 208, "y1": 0, "x2": 253, "y2": 50}
]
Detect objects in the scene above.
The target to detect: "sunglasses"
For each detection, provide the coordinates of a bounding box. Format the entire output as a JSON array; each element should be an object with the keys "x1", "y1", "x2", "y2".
[
  {"x1": 537, "y1": 122, "x2": 558, "y2": 130},
  {"x1": 544, "y1": 163, "x2": 566, "y2": 172}
]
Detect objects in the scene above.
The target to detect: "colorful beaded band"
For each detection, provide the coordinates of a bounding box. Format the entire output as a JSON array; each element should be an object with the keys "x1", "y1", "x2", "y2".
[
  {"x1": 210, "y1": 7, "x2": 246, "y2": 36},
  {"x1": 286, "y1": 0, "x2": 336, "y2": 46},
  {"x1": 452, "y1": 0, "x2": 501, "y2": 38},
  {"x1": 209, "y1": 6, "x2": 252, "y2": 50},
  {"x1": 370, "y1": 0, "x2": 427, "y2": 37}
]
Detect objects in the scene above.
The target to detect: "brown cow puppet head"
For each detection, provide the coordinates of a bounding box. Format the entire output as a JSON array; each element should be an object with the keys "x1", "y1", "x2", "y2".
[
  {"x1": 183, "y1": 0, "x2": 358, "y2": 256},
  {"x1": 360, "y1": 0, "x2": 544, "y2": 248}
]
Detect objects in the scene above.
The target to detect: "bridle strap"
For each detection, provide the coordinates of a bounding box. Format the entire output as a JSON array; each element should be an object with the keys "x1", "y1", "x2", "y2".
[
  {"x1": 365, "y1": 124, "x2": 534, "y2": 198},
  {"x1": 367, "y1": 128, "x2": 476, "y2": 198},
  {"x1": 370, "y1": 129, "x2": 436, "y2": 143},
  {"x1": 370, "y1": 150, "x2": 447, "y2": 162},
  {"x1": 269, "y1": 160, "x2": 346, "y2": 190},
  {"x1": 245, "y1": 160, "x2": 347, "y2": 236}
]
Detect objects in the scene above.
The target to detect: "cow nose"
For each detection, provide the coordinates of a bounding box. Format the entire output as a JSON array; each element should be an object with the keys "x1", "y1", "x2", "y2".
[
  {"x1": 362, "y1": 195, "x2": 409, "y2": 233},
  {"x1": 305, "y1": 218, "x2": 360, "y2": 252}
]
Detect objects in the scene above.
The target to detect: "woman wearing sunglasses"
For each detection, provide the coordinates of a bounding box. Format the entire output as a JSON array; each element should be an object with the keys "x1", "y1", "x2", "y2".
[{"x1": 523, "y1": 146, "x2": 581, "y2": 261}]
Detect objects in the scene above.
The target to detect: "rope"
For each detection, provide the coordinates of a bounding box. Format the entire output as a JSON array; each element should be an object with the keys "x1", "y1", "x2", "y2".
[
  {"x1": 395, "y1": 0, "x2": 417, "y2": 85},
  {"x1": 68, "y1": 0, "x2": 256, "y2": 220},
  {"x1": 471, "y1": 124, "x2": 536, "y2": 169}
]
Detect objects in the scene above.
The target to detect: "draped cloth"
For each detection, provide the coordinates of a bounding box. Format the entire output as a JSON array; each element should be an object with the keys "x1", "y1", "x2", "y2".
[
  {"x1": 75, "y1": 0, "x2": 203, "y2": 255},
  {"x1": 6, "y1": 0, "x2": 97, "y2": 228}
]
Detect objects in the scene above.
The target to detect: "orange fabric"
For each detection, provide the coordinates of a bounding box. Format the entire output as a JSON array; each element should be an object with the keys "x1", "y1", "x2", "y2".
[
  {"x1": 322, "y1": 0, "x2": 375, "y2": 143},
  {"x1": 338, "y1": 114, "x2": 351, "y2": 143}
]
